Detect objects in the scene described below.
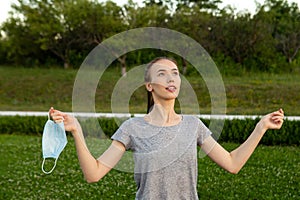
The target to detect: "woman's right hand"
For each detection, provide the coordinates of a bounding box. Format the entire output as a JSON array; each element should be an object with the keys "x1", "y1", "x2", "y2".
[{"x1": 49, "y1": 107, "x2": 79, "y2": 133}]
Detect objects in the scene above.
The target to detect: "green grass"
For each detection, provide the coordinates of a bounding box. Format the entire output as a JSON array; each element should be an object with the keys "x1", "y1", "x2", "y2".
[
  {"x1": 0, "y1": 66, "x2": 299, "y2": 115},
  {"x1": 0, "y1": 135, "x2": 299, "y2": 199}
]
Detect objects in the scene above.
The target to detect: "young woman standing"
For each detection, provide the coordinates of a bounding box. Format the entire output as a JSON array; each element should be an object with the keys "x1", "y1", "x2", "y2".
[{"x1": 50, "y1": 57, "x2": 284, "y2": 199}]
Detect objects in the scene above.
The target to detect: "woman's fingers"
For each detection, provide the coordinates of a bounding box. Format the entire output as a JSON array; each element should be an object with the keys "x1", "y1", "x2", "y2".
[
  {"x1": 261, "y1": 108, "x2": 285, "y2": 130},
  {"x1": 279, "y1": 108, "x2": 284, "y2": 114},
  {"x1": 53, "y1": 116, "x2": 64, "y2": 123},
  {"x1": 271, "y1": 116, "x2": 284, "y2": 124},
  {"x1": 269, "y1": 109, "x2": 284, "y2": 128},
  {"x1": 49, "y1": 107, "x2": 65, "y2": 123},
  {"x1": 271, "y1": 109, "x2": 284, "y2": 118}
]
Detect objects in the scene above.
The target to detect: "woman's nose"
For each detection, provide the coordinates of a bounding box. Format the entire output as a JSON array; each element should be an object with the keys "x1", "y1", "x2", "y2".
[{"x1": 167, "y1": 75, "x2": 174, "y2": 83}]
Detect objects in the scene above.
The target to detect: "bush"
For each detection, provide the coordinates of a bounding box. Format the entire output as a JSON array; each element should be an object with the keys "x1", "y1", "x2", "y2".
[
  {"x1": 0, "y1": 116, "x2": 47, "y2": 135},
  {"x1": 78, "y1": 117, "x2": 124, "y2": 138},
  {"x1": 207, "y1": 118, "x2": 300, "y2": 146},
  {"x1": 0, "y1": 116, "x2": 299, "y2": 145}
]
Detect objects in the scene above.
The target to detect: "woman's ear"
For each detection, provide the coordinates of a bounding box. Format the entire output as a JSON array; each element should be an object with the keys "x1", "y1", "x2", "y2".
[{"x1": 145, "y1": 82, "x2": 152, "y2": 92}]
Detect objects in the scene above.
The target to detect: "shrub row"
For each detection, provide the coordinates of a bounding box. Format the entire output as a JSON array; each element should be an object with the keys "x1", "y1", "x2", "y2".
[
  {"x1": 0, "y1": 116, "x2": 122, "y2": 137},
  {"x1": 0, "y1": 116, "x2": 299, "y2": 146},
  {"x1": 202, "y1": 118, "x2": 300, "y2": 146}
]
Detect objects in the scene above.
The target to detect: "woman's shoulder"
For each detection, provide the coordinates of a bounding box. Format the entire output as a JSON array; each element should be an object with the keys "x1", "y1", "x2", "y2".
[
  {"x1": 123, "y1": 117, "x2": 144, "y2": 123},
  {"x1": 183, "y1": 115, "x2": 201, "y2": 123},
  {"x1": 182, "y1": 115, "x2": 209, "y2": 129},
  {"x1": 119, "y1": 117, "x2": 146, "y2": 128}
]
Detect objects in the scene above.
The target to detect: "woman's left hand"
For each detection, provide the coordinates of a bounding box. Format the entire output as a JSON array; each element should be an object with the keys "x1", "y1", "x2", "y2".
[{"x1": 259, "y1": 108, "x2": 284, "y2": 130}]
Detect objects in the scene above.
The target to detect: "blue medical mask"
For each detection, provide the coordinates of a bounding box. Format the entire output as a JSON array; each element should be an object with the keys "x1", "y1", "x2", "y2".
[{"x1": 41, "y1": 116, "x2": 67, "y2": 174}]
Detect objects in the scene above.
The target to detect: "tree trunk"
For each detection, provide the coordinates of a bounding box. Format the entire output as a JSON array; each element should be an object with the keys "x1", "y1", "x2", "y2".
[
  {"x1": 121, "y1": 64, "x2": 127, "y2": 77},
  {"x1": 119, "y1": 55, "x2": 127, "y2": 77},
  {"x1": 182, "y1": 58, "x2": 187, "y2": 75},
  {"x1": 64, "y1": 62, "x2": 69, "y2": 69}
]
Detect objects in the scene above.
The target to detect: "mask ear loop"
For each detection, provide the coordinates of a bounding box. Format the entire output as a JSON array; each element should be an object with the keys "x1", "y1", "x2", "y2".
[
  {"x1": 48, "y1": 112, "x2": 51, "y2": 121},
  {"x1": 41, "y1": 158, "x2": 58, "y2": 174},
  {"x1": 41, "y1": 113, "x2": 60, "y2": 174}
]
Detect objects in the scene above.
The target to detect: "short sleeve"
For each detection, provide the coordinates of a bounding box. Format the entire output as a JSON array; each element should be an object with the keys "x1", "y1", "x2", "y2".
[
  {"x1": 111, "y1": 119, "x2": 132, "y2": 150},
  {"x1": 196, "y1": 118, "x2": 212, "y2": 145}
]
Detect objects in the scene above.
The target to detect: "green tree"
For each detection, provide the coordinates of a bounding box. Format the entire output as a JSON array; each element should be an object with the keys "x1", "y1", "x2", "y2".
[
  {"x1": 64, "y1": 0, "x2": 125, "y2": 68},
  {"x1": 116, "y1": 0, "x2": 171, "y2": 75},
  {"x1": 1, "y1": 16, "x2": 49, "y2": 66},
  {"x1": 266, "y1": 0, "x2": 300, "y2": 63},
  {"x1": 2, "y1": 0, "x2": 125, "y2": 68},
  {"x1": 0, "y1": 34, "x2": 9, "y2": 65},
  {"x1": 176, "y1": 0, "x2": 221, "y2": 12},
  {"x1": 253, "y1": 0, "x2": 300, "y2": 71},
  {"x1": 169, "y1": 4, "x2": 216, "y2": 73},
  {"x1": 125, "y1": 0, "x2": 170, "y2": 28},
  {"x1": 216, "y1": 13, "x2": 261, "y2": 65}
]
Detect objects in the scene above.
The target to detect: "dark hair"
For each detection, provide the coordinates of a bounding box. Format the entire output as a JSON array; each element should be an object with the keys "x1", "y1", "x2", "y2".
[{"x1": 145, "y1": 57, "x2": 177, "y2": 113}]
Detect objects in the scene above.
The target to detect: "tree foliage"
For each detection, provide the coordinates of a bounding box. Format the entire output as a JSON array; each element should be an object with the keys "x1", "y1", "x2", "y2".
[{"x1": 0, "y1": 0, "x2": 299, "y2": 73}]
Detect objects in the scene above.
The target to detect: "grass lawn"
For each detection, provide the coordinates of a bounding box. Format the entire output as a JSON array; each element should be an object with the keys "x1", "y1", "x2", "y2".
[
  {"x1": 0, "y1": 66, "x2": 299, "y2": 115},
  {"x1": 0, "y1": 134, "x2": 299, "y2": 199}
]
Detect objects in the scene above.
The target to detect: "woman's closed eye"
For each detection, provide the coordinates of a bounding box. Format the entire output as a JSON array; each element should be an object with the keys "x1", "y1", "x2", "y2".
[
  {"x1": 158, "y1": 72, "x2": 165, "y2": 77},
  {"x1": 172, "y1": 71, "x2": 179, "y2": 76},
  {"x1": 157, "y1": 71, "x2": 178, "y2": 77}
]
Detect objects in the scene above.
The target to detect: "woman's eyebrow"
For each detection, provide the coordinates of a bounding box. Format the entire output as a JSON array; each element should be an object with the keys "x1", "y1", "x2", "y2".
[
  {"x1": 156, "y1": 68, "x2": 178, "y2": 73},
  {"x1": 156, "y1": 69, "x2": 166, "y2": 73}
]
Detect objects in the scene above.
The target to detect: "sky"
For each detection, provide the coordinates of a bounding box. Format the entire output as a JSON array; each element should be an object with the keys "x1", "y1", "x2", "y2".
[{"x1": 0, "y1": 0, "x2": 300, "y2": 25}]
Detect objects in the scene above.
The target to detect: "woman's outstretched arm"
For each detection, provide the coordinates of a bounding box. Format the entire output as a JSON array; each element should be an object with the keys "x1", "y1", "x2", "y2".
[
  {"x1": 201, "y1": 109, "x2": 284, "y2": 174},
  {"x1": 49, "y1": 107, "x2": 125, "y2": 182}
]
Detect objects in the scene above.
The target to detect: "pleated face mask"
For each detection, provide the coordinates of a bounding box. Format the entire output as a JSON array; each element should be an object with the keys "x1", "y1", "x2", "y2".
[{"x1": 41, "y1": 116, "x2": 67, "y2": 174}]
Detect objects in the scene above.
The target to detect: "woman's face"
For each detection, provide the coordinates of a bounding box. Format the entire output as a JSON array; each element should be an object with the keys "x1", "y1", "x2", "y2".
[{"x1": 146, "y1": 59, "x2": 181, "y2": 101}]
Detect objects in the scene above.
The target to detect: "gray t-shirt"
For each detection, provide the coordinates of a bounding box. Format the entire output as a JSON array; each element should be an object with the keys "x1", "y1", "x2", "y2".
[{"x1": 111, "y1": 115, "x2": 211, "y2": 200}]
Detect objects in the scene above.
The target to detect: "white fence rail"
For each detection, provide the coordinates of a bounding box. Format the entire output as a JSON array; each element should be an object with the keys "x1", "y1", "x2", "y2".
[{"x1": 0, "y1": 111, "x2": 299, "y2": 121}]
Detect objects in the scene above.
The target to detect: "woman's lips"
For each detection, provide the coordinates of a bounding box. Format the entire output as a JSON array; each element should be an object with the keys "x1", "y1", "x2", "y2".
[{"x1": 166, "y1": 86, "x2": 176, "y2": 92}]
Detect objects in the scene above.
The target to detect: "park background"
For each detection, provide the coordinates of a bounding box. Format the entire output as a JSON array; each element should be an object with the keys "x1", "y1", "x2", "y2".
[{"x1": 0, "y1": 0, "x2": 299, "y2": 199}]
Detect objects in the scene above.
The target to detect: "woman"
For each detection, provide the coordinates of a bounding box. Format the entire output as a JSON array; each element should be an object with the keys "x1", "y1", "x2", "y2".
[{"x1": 50, "y1": 57, "x2": 284, "y2": 199}]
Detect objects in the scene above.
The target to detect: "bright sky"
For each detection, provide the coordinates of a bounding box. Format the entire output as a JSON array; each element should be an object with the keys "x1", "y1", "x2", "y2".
[{"x1": 1, "y1": 0, "x2": 300, "y2": 25}]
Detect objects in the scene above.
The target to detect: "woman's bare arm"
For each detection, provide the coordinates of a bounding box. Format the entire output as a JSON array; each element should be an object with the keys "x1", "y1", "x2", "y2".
[
  {"x1": 50, "y1": 108, "x2": 125, "y2": 182},
  {"x1": 201, "y1": 109, "x2": 284, "y2": 174}
]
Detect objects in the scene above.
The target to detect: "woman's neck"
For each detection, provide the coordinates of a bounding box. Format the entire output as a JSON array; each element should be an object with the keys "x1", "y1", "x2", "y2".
[{"x1": 145, "y1": 103, "x2": 181, "y2": 126}]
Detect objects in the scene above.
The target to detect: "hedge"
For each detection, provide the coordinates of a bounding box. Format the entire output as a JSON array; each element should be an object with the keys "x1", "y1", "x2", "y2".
[
  {"x1": 202, "y1": 118, "x2": 300, "y2": 146},
  {"x1": 0, "y1": 116, "x2": 299, "y2": 146}
]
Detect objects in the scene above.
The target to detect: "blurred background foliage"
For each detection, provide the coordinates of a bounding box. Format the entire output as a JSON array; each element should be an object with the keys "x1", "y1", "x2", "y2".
[{"x1": 0, "y1": 0, "x2": 299, "y2": 74}]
